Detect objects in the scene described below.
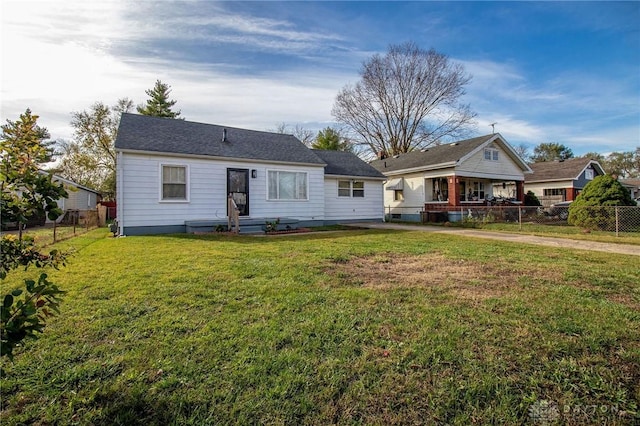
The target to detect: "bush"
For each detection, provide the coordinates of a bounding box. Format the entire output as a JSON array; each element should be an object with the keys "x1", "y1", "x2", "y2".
[
  {"x1": 568, "y1": 175, "x2": 635, "y2": 230},
  {"x1": 524, "y1": 191, "x2": 541, "y2": 206}
]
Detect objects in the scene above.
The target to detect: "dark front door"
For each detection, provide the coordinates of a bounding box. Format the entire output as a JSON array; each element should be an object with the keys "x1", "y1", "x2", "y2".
[{"x1": 227, "y1": 169, "x2": 249, "y2": 216}]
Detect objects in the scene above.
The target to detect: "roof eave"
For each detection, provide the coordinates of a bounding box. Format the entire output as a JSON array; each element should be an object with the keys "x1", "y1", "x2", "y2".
[
  {"x1": 325, "y1": 173, "x2": 386, "y2": 180},
  {"x1": 379, "y1": 161, "x2": 457, "y2": 176},
  {"x1": 116, "y1": 148, "x2": 327, "y2": 168}
]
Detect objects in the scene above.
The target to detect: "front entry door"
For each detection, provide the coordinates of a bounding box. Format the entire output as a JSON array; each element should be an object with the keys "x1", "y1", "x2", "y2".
[{"x1": 227, "y1": 169, "x2": 249, "y2": 216}]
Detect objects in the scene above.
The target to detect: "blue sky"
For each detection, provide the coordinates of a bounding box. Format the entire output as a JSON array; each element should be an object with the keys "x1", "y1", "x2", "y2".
[{"x1": 2, "y1": 1, "x2": 639, "y2": 156}]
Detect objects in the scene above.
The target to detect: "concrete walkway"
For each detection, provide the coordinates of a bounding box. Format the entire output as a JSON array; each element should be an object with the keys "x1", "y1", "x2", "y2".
[{"x1": 346, "y1": 222, "x2": 640, "y2": 257}]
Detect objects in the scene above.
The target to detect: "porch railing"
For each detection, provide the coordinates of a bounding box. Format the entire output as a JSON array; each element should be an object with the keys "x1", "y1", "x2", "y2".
[{"x1": 227, "y1": 195, "x2": 240, "y2": 234}]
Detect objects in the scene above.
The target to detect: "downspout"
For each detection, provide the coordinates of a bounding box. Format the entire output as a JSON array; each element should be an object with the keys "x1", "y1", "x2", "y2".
[{"x1": 117, "y1": 151, "x2": 124, "y2": 235}]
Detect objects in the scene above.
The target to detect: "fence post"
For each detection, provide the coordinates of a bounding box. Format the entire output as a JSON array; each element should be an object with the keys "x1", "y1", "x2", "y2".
[
  {"x1": 615, "y1": 206, "x2": 619, "y2": 237},
  {"x1": 518, "y1": 206, "x2": 522, "y2": 230}
]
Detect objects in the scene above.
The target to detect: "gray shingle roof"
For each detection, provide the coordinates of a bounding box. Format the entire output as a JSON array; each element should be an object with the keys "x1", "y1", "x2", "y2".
[
  {"x1": 312, "y1": 150, "x2": 386, "y2": 179},
  {"x1": 525, "y1": 157, "x2": 603, "y2": 182},
  {"x1": 369, "y1": 135, "x2": 495, "y2": 173},
  {"x1": 115, "y1": 113, "x2": 325, "y2": 165}
]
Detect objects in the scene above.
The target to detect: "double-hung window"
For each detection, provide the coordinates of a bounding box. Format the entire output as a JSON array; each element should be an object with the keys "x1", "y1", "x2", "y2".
[
  {"x1": 161, "y1": 165, "x2": 188, "y2": 201},
  {"x1": 268, "y1": 171, "x2": 308, "y2": 200},
  {"x1": 338, "y1": 180, "x2": 365, "y2": 197}
]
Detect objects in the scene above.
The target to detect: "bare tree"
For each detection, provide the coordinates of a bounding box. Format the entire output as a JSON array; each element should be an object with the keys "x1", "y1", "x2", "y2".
[
  {"x1": 271, "y1": 122, "x2": 315, "y2": 146},
  {"x1": 513, "y1": 143, "x2": 530, "y2": 162},
  {"x1": 332, "y1": 42, "x2": 476, "y2": 157}
]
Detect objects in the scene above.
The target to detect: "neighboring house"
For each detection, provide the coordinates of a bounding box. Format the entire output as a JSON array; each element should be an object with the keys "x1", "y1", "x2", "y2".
[
  {"x1": 114, "y1": 113, "x2": 385, "y2": 235},
  {"x1": 369, "y1": 133, "x2": 532, "y2": 221},
  {"x1": 2, "y1": 172, "x2": 101, "y2": 229},
  {"x1": 49, "y1": 175, "x2": 101, "y2": 218},
  {"x1": 524, "y1": 157, "x2": 605, "y2": 207},
  {"x1": 620, "y1": 179, "x2": 640, "y2": 204}
]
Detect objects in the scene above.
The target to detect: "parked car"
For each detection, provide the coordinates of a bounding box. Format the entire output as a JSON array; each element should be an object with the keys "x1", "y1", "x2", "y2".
[{"x1": 546, "y1": 201, "x2": 572, "y2": 219}]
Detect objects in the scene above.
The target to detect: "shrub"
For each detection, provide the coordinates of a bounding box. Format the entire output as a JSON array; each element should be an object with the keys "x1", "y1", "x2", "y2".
[
  {"x1": 524, "y1": 191, "x2": 541, "y2": 206},
  {"x1": 568, "y1": 175, "x2": 635, "y2": 230}
]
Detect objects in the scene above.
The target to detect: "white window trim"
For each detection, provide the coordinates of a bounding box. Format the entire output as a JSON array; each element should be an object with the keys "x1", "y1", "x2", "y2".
[
  {"x1": 159, "y1": 163, "x2": 190, "y2": 203},
  {"x1": 266, "y1": 169, "x2": 309, "y2": 201},
  {"x1": 585, "y1": 169, "x2": 594, "y2": 180},
  {"x1": 337, "y1": 179, "x2": 365, "y2": 198},
  {"x1": 484, "y1": 148, "x2": 499, "y2": 161}
]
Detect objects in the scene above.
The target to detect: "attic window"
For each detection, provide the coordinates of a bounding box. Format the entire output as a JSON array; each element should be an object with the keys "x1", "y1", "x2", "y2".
[
  {"x1": 484, "y1": 148, "x2": 499, "y2": 161},
  {"x1": 585, "y1": 169, "x2": 594, "y2": 180}
]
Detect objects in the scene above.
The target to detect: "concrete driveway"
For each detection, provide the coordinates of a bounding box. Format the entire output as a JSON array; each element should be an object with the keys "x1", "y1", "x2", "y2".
[{"x1": 346, "y1": 223, "x2": 640, "y2": 257}]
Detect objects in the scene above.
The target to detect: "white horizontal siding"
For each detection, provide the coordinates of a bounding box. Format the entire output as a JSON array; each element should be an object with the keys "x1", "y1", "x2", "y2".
[
  {"x1": 525, "y1": 180, "x2": 573, "y2": 197},
  {"x1": 457, "y1": 143, "x2": 524, "y2": 179},
  {"x1": 324, "y1": 178, "x2": 384, "y2": 220},
  {"x1": 119, "y1": 153, "x2": 325, "y2": 227},
  {"x1": 383, "y1": 172, "x2": 425, "y2": 208}
]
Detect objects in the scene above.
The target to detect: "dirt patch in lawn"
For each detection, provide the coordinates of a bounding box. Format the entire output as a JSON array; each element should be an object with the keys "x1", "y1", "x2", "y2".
[{"x1": 327, "y1": 253, "x2": 562, "y2": 300}]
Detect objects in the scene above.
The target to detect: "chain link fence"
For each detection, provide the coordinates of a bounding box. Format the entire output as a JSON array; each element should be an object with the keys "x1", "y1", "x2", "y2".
[{"x1": 385, "y1": 205, "x2": 640, "y2": 235}]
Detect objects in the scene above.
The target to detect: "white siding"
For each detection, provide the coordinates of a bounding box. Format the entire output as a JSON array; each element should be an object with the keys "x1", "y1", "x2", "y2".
[
  {"x1": 457, "y1": 143, "x2": 524, "y2": 180},
  {"x1": 525, "y1": 180, "x2": 573, "y2": 198},
  {"x1": 119, "y1": 152, "x2": 325, "y2": 227},
  {"x1": 382, "y1": 172, "x2": 426, "y2": 208},
  {"x1": 323, "y1": 178, "x2": 384, "y2": 220}
]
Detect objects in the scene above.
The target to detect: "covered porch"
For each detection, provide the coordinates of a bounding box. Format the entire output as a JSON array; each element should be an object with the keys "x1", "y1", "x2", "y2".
[{"x1": 423, "y1": 175, "x2": 525, "y2": 210}]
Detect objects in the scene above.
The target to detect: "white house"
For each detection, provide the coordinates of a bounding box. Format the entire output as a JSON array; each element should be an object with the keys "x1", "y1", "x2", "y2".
[
  {"x1": 114, "y1": 113, "x2": 385, "y2": 235},
  {"x1": 50, "y1": 175, "x2": 101, "y2": 216},
  {"x1": 369, "y1": 134, "x2": 532, "y2": 221}
]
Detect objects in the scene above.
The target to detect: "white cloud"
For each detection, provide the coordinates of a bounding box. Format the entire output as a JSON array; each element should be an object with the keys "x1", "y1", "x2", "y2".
[{"x1": 1, "y1": 0, "x2": 353, "y2": 140}]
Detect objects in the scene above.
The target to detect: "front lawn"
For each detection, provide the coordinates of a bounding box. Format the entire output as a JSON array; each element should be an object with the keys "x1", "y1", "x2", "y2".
[{"x1": 1, "y1": 229, "x2": 638, "y2": 424}]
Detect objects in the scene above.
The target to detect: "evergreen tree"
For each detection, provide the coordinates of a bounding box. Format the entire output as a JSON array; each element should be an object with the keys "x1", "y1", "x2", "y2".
[
  {"x1": 312, "y1": 127, "x2": 353, "y2": 151},
  {"x1": 137, "y1": 80, "x2": 182, "y2": 118},
  {"x1": 568, "y1": 175, "x2": 635, "y2": 230},
  {"x1": 530, "y1": 142, "x2": 573, "y2": 162}
]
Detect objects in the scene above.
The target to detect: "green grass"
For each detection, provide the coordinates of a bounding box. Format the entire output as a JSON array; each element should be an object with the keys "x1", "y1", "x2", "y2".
[
  {"x1": 1, "y1": 228, "x2": 638, "y2": 425},
  {"x1": 480, "y1": 222, "x2": 640, "y2": 245},
  {"x1": 0, "y1": 224, "x2": 98, "y2": 247},
  {"x1": 410, "y1": 221, "x2": 640, "y2": 245}
]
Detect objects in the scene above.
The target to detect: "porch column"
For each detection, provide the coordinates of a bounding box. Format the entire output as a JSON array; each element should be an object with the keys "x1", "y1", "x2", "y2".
[
  {"x1": 516, "y1": 180, "x2": 525, "y2": 203},
  {"x1": 448, "y1": 176, "x2": 460, "y2": 207}
]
